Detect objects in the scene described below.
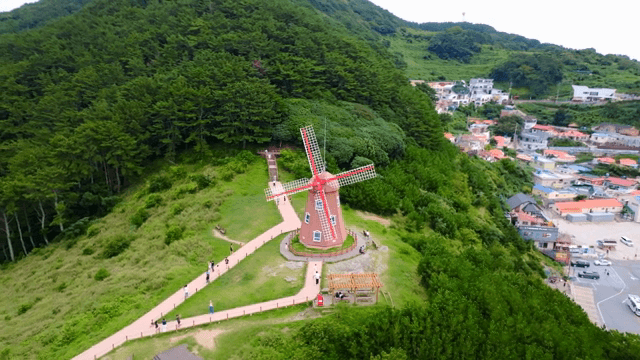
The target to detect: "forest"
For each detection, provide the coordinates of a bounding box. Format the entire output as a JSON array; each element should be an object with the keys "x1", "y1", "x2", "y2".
[{"x1": 1, "y1": 0, "x2": 640, "y2": 359}]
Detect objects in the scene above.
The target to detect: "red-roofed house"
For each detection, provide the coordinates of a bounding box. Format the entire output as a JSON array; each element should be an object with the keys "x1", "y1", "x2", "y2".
[
  {"x1": 493, "y1": 136, "x2": 511, "y2": 148},
  {"x1": 620, "y1": 158, "x2": 638, "y2": 167},
  {"x1": 488, "y1": 149, "x2": 506, "y2": 160},
  {"x1": 557, "y1": 130, "x2": 589, "y2": 141},
  {"x1": 444, "y1": 133, "x2": 456, "y2": 143},
  {"x1": 552, "y1": 199, "x2": 623, "y2": 216},
  {"x1": 605, "y1": 177, "x2": 637, "y2": 189},
  {"x1": 598, "y1": 157, "x2": 616, "y2": 164},
  {"x1": 516, "y1": 154, "x2": 533, "y2": 162},
  {"x1": 543, "y1": 149, "x2": 576, "y2": 162}
]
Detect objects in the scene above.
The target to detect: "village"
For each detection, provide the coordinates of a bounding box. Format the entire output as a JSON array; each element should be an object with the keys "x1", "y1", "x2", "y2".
[{"x1": 420, "y1": 78, "x2": 640, "y2": 333}]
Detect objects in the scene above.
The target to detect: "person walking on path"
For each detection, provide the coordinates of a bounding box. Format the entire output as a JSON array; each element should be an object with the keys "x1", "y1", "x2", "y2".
[
  {"x1": 225, "y1": 257, "x2": 229, "y2": 266},
  {"x1": 162, "y1": 318, "x2": 167, "y2": 332},
  {"x1": 314, "y1": 271, "x2": 320, "y2": 285},
  {"x1": 176, "y1": 314, "x2": 181, "y2": 327},
  {"x1": 230, "y1": 244, "x2": 233, "y2": 254},
  {"x1": 209, "y1": 300, "x2": 214, "y2": 314},
  {"x1": 210, "y1": 260, "x2": 215, "y2": 270},
  {"x1": 184, "y1": 284, "x2": 189, "y2": 299},
  {"x1": 154, "y1": 320, "x2": 159, "y2": 333},
  {"x1": 206, "y1": 269, "x2": 210, "y2": 284}
]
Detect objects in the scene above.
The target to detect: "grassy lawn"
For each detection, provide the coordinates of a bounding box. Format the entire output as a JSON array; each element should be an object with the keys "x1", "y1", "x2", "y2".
[
  {"x1": 216, "y1": 163, "x2": 283, "y2": 241},
  {"x1": 100, "y1": 304, "x2": 310, "y2": 360},
  {"x1": 165, "y1": 235, "x2": 304, "y2": 319},
  {"x1": 0, "y1": 155, "x2": 284, "y2": 359},
  {"x1": 290, "y1": 234, "x2": 355, "y2": 254}
]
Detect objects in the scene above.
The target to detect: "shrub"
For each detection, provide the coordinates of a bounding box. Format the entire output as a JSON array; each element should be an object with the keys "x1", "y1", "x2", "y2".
[
  {"x1": 189, "y1": 174, "x2": 212, "y2": 189},
  {"x1": 170, "y1": 203, "x2": 185, "y2": 216},
  {"x1": 173, "y1": 183, "x2": 198, "y2": 197},
  {"x1": 129, "y1": 207, "x2": 149, "y2": 227},
  {"x1": 164, "y1": 225, "x2": 185, "y2": 245},
  {"x1": 82, "y1": 248, "x2": 94, "y2": 256},
  {"x1": 169, "y1": 166, "x2": 187, "y2": 180},
  {"x1": 17, "y1": 303, "x2": 33, "y2": 315},
  {"x1": 101, "y1": 235, "x2": 133, "y2": 258},
  {"x1": 148, "y1": 175, "x2": 172, "y2": 193},
  {"x1": 145, "y1": 194, "x2": 163, "y2": 208},
  {"x1": 94, "y1": 268, "x2": 110, "y2": 281},
  {"x1": 62, "y1": 217, "x2": 92, "y2": 241},
  {"x1": 86, "y1": 225, "x2": 100, "y2": 238}
]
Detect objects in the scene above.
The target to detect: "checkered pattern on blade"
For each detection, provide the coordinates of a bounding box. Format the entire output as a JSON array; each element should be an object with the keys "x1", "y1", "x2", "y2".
[
  {"x1": 332, "y1": 164, "x2": 376, "y2": 188},
  {"x1": 300, "y1": 125, "x2": 325, "y2": 176},
  {"x1": 264, "y1": 178, "x2": 311, "y2": 201}
]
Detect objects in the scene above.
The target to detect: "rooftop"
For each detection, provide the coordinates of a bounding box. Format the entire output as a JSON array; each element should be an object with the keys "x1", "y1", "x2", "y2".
[
  {"x1": 533, "y1": 184, "x2": 555, "y2": 194},
  {"x1": 606, "y1": 177, "x2": 636, "y2": 187},
  {"x1": 620, "y1": 158, "x2": 638, "y2": 166},
  {"x1": 555, "y1": 198, "x2": 623, "y2": 212}
]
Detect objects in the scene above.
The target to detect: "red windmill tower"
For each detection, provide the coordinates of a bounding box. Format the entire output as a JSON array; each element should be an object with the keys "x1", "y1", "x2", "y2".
[{"x1": 265, "y1": 125, "x2": 376, "y2": 248}]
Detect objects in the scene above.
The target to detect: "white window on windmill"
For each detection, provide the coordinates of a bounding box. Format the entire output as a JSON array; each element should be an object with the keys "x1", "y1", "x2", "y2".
[
  {"x1": 315, "y1": 199, "x2": 322, "y2": 210},
  {"x1": 330, "y1": 215, "x2": 336, "y2": 226},
  {"x1": 304, "y1": 212, "x2": 310, "y2": 224},
  {"x1": 313, "y1": 231, "x2": 322, "y2": 242}
]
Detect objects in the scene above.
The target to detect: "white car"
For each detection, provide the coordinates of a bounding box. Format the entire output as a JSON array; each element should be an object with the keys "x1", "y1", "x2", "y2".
[
  {"x1": 594, "y1": 259, "x2": 612, "y2": 266},
  {"x1": 621, "y1": 236, "x2": 634, "y2": 247}
]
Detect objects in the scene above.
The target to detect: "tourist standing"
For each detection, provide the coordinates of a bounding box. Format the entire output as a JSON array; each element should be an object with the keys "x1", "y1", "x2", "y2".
[
  {"x1": 230, "y1": 244, "x2": 233, "y2": 254},
  {"x1": 206, "y1": 269, "x2": 210, "y2": 284},
  {"x1": 314, "y1": 271, "x2": 320, "y2": 285},
  {"x1": 184, "y1": 284, "x2": 189, "y2": 299},
  {"x1": 225, "y1": 257, "x2": 229, "y2": 267},
  {"x1": 162, "y1": 318, "x2": 167, "y2": 332},
  {"x1": 176, "y1": 314, "x2": 181, "y2": 327},
  {"x1": 154, "y1": 320, "x2": 159, "y2": 333},
  {"x1": 209, "y1": 300, "x2": 214, "y2": 314}
]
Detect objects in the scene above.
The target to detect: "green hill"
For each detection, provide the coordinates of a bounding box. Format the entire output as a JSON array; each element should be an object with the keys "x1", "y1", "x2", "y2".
[{"x1": 1, "y1": 0, "x2": 640, "y2": 359}]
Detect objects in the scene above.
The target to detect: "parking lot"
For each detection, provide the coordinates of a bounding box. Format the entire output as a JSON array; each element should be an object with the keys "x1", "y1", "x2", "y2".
[
  {"x1": 552, "y1": 216, "x2": 640, "y2": 260},
  {"x1": 571, "y1": 259, "x2": 640, "y2": 334}
]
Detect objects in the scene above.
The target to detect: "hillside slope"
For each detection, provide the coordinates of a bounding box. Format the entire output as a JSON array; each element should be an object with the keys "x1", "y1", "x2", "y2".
[{"x1": 0, "y1": 0, "x2": 93, "y2": 34}]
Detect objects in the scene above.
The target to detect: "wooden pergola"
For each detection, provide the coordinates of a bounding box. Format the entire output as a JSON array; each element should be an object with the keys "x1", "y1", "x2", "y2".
[{"x1": 328, "y1": 273, "x2": 383, "y2": 302}]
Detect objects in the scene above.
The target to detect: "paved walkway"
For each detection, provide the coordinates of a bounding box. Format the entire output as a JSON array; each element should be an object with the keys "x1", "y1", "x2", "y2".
[
  {"x1": 73, "y1": 181, "x2": 303, "y2": 360},
  {"x1": 280, "y1": 232, "x2": 367, "y2": 263},
  {"x1": 572, "y1": 284, "x2": 603, "y2": 326}
]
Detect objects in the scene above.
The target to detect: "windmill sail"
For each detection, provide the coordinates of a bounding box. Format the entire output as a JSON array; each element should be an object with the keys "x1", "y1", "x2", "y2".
[
  {"x1": 265, "y1": 178, "x2": 311, "y2": 201},
  {"x1": 329, "y1": 164, "x2": 376, "y2": 187},
  {"x1": 300, "y1": 125, "x2": 325, "y2": 176}
]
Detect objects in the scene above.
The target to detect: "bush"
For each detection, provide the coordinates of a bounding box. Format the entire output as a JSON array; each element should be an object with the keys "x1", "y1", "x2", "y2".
[
  {"x1": 148, "y1": 175, "x2": 172, "y2": 193},
  {"x1": 169, "y1": 166, "x2": 187, "y2": 180},
  {"x1": 17, "y1": 303, "x2": 33, "y2": 315},
  {"x1": 145, "y1": 194, "x2": 163, "y2": 208},
  {"x1": 94, "y1": 268, "x2": 110, "y2": 281},
  {"x1": 82, "y1": 247, "x2": 94, "y2": 256},
  {"x1": 62, "y1": 217, "x2": 92, "y2": 242},
  {"x1": 101, "y1": 235, "x2": 133, "y2": 258},
  {"x1": 173, "y1": 183, "x2": 198, "y2": 197},
  {"x1": 164, "y1": 225, "x2": 185, "y2": 245},
  {"x1": 86, "y1": 224, "x2": 100, "y2": 238},
  {"x1": 189, "y1": 174, "x2": 212, "y2": 189},
  {"x1": 218, "y1": 167, "x2": 235, "y2": 182},
  {"x1": 129, "y1": 207, "x2": 149, "y2": 227},
  {"x1": 170, "y1": 203, "x2": 185, "y2": 216}
]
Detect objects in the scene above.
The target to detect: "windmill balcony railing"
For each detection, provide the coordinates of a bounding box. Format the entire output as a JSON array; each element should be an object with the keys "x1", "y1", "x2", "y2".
[{"x1": 288, "y1": 229, "x2": 359, "y2": 258}]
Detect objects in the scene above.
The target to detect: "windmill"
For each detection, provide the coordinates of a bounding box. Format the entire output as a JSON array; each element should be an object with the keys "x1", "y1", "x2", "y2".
[{"x1": 265, "y1": 125, "x2": 376, "y2": 248}]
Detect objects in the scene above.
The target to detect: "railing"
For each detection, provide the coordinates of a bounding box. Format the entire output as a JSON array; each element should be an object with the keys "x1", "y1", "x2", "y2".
[{"x1": 287, "y1": 229, "x2": 359, "y2": 258}]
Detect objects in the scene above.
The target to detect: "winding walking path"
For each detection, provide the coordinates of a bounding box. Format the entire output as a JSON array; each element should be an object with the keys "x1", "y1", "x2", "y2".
[{"x1": 73, "y1": 181, "x2": 307, "y2": 360}]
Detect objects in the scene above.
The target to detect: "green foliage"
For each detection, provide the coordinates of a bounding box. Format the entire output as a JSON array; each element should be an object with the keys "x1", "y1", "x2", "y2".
[
  {"x1": 144, "y1": 194, "x2": 163, "y2": 209},
  {"x1": 81, "y1": 247, "x2": 94, "y2": 256},
  {"x1": 427, "y1": 27, "x2": 490, "y2": 63},
  {"x1": 164, "y1": 225, "x2": 185, "y2": 246},
  {"x1": 129, "y1": 207, "x2": 149, "y2": 227},
  {"x1": 490, "y1": 53, "x2": 563, "y2": 97},
  {"x1": 548, "y1": 138, "x2": 586, "y2": 147},
  {"x1": 170, "y1": 203, "x2": 185, "y2": 216},
  {"x1": 94, "y1": 268, "x2": 110, "y2": 281},
  {"x1": 188, "y1": 174, "x2": 211, "y2": 190},
  {"x1": 148, "y1": 176, "x2": 173, "y2": 194},
  {"x1": 101, "y1": 235, "x2": 133, "y2": 258},
  {"x1": 493, "y1": 115, "x2": 523, "y2": 136}
]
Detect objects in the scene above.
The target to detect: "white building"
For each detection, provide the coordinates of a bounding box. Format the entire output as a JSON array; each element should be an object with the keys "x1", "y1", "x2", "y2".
[
  {"x1": 572, "y1": 85, "x2": 617, "y2": 102},
  {"x1": 469, "y1": 78, "x2": 509, "y2": 106}
]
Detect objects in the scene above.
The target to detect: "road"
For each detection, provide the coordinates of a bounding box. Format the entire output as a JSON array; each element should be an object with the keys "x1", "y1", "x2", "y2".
[{"x1": 571, "y1": 259, "x2": 640, "y2": 334}]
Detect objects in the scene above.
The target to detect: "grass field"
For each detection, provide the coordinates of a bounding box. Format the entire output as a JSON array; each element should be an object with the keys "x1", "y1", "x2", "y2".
[
  {"x1": 0, "y1": 155, "x2": 283, "y2": 359},
  {"x1": 290, "y1": 234, "x2": 355, "y2": 254},
  {"x1": 165, "y1": 235, "x2": 304, "y2": 319}
]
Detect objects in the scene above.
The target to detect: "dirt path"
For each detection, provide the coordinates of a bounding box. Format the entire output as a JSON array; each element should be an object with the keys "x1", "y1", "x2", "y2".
[
  {"x1": 355, "y1": 210, "x2": 391, "y2": 226},
  {"x1": 170, "y1": 329, "x2": 225, "y2": 350},
  {"x1": 212, "y1": 229, "x2": 246, "y2": 246}
]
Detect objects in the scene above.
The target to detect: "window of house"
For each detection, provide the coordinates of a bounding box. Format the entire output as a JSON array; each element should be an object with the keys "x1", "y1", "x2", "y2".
[
  {"x1": 523, "y1": 232, "x2": 532, "y2": 236},
  {"x1": 315, "y1": 200, "x2": 322, "y2": 210},
  {"x1": 330, "y1": 215, "x2": 336, "y2": 226},
  {"x1": 313, "y1": 231, "x2": 321, "y2": 242},
  {"x1": 304, "y1": 212, "x2": 310, "y2": 224}
]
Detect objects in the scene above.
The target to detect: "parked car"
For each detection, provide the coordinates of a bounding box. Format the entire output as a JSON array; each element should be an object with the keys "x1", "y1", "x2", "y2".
[
  {"x1": 627, "y1": 294, "x2": 640, "y2": 316},
  {"x1": 621, "y1": 236, "x2": 634, "y2": 247},
  {"x1": 578, "y1": 271, "x2": 600, "y2": 279},
  {"x1": 594, "y1": 259, "x2": 612, "y2": 266},
  {"x1": 571, "y1": 260, "x2": 590, "y2": 268}
]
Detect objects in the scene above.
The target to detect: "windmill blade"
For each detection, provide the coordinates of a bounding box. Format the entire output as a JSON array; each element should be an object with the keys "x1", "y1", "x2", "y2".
[
  {"x1": 314, "y1": 190, "x2": 336, "y2": 242},
  {"x1": 264, "y1": 178, "x2": 311, "y2": 201},
  {"x1": 300, "y1": 125, "x2": 325, "y2": 176},
  {"x1": 328, "y1": 164, "x2": 376, "y2": 188}
]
